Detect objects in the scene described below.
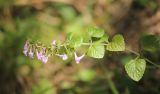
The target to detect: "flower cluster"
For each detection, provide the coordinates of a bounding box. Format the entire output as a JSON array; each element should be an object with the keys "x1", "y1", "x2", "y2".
[
  {"x1": 23, "y1": 41, "x2": 49, "y2": 63},
  {"x1": 23, "y1": 40, "x2": 85, "y2": 64},
  {"x1": 36, "y1": 51, "x2": 48, "y2": 63}
]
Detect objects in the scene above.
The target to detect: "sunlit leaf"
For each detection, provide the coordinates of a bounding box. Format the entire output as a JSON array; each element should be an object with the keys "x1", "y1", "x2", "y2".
[
  {"x1": 67, "y1": 33, "x2": 83, "y2": 48},
  {"x1": 125, "y1": 58, "x2": 146, "y2": 81},
  {"x1": 87, "y1": 26, "x2": 104, "y2": 38},
  {"x1": 97, "y1": 34, "x2": 109, "y2": 43},
  {"x1": 87, "y1": 44, "x2": 105, "y2": 58},
  {"x1": 106, "y1": 34, "x2": 125, "y2": 51}
]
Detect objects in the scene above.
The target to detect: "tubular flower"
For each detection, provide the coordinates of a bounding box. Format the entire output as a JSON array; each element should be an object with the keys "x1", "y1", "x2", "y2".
[
  {"x1": 52, "y1": 40, "x2": 56, "y2": 46},
  {"x1": 36, "y1": 51, "x2": 43, "y2": 60},
  {"x1": 57, "y1": 54, "x2": 68, "y2": 60},
  {"x1": 74, "y1": 52, "x2": 85, "y2": 64},
  {"x1": 41, "y1": 55, "x2": 48, "y2": 63},
  {"x1": 29, "y1": 49, "x2": 34, "y2": 58},
  {"x1": 23, "y1": 42, "x2": 29, "y2": 56},
  {"x1": 36, "y1": 50, "x2": 49, "y2": 63}
]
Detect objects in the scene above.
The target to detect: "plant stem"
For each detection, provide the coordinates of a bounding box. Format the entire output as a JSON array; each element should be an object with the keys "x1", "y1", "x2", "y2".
[
  {"x1": 125, "y1": 48, "x2": 140, "y2": 56},
  {"x1": 100, "y1": 63, "x2": 119, "y2": 94},
  {"x1": 82, "y1": 43, "x2": 108, "y2": 45},
  {"x1": 108, "y1": 79, "x2": 119, "y2": 94},
  {"x1": 144, "y1": 58, "x2": 160, "y2": 68},
  {"x1": 125, "y1": 47, "x2": 160, "y2": 69}
]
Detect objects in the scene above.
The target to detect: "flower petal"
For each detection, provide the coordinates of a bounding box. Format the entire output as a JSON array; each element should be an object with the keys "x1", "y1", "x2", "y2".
[
  {"x1": 23, "y1": 41, "x2": 29, "y2": 56},
  {"x1": 74, "y1": 52, "x2": 85, "y2": 64},
  {"x1": 29, "y1": 49, "x2": 34, "y2": 58},
  {"x1": 52, "y1": 40, "x2": 56, "y2": 46},
  {"x1": 57, "y1": 54, "x2": 68, "y2": 60},
  {"x1": 41, "y1": 55, "x2": 48, "y2": 63}
]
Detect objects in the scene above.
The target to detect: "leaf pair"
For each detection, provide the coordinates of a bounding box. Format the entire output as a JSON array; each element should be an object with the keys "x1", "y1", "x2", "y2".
[
  {"x1": 87, "y1": 27, "x2": 106, "y2": 58},
  {"x1": 87, "y1": 26, "x2": 125, "y2": 59}
]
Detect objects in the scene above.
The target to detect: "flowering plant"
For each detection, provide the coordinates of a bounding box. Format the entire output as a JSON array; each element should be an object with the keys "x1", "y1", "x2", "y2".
[{"x1": 23, "y1": 26, "x2": 160, "y2": 82}]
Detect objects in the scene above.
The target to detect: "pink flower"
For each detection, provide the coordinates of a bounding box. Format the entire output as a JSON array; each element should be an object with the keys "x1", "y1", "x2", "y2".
[
  {"x1": 29, "y1": 49, "x2": 34, "y2": 58},
  {"x1": 74, "y1": 52, "x2": 85, "y2": 64},
  {"x1": 23, "y1": 41, "x2": 29, "y2": 56},
  {"x1": 57, "y1": 54, "x2": 68, "y2": 60}
]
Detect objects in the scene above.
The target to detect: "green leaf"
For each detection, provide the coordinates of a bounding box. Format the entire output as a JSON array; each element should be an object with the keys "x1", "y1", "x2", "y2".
[
  {"x1": 125, "y1": 58, "x2": 146, "y2": 81},
  {"x1": 32, "y1": 79, "x2": 56, "y2": 94},
  {"x1": 138, "y1": 0, "x2": 149, "y2": 6},
  {"x1": 106, "y1": 34, "x2": 125, "y2": 51},
  {"x1": 67, "y1": 33, "x2": 83, "y2": 48},
  {"x1": 97, "y1": 34, "x2": 109, "y2": 43},
  {"x1": 87, "y1": 26, "x2": 104, "y2": 38},
  {"x1": 77, "y1": 69, "x2": 96, "y2": 82},
  {"x1": 59, "y1": 6, "x2": 76, "y2": 21},
  {"x1": 140, "y1": 35, "x2": 160, "y2": 52},
  {"x1": 87, "y1": 44, "x2": 105, "y2": 58}
]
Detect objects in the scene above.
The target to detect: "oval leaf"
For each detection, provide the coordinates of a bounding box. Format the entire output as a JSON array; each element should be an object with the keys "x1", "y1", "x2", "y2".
[
  {"x1": 125, "y1": 58, "x2": 146, "y2": 81},
  {"x1": 67, "y1": 33, "x2": 83, "y2": 48},
  {"x1": 106, "y1": 34, "x2": 125, "y2": 51},
  {"x1": 87, "y1": 44, "x2": 105, "y2": 58},
  {"x1": 87, "y1": 26, "x2": 104, "y2": 38}
]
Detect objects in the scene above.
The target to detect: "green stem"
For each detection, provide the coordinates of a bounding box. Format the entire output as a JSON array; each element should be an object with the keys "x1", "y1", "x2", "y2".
[
  {"x1": 82, "y1": 43, "x2": 108, "y2": 45},
  {"x1": 126, "y1": 47, "x2": 160, "y2": 69},
  {"x1": 144, "y1": 58, "x2": 160, "y2": 68},
  {"x1": 100, "y1": 63, "x2": 119, "y2": 94},
  {"x1": 108, "y1": 79, "x2": 119, "y2": 94},
  {"x1": 125, "y1": 48, "x2": 140, "y2": 56}
]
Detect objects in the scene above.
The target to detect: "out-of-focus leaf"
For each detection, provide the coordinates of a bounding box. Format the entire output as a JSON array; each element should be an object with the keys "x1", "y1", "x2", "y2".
[
  {"x1": 77, "y1": 69, "x2": 96, "y2": 82},
  {"x1": 59, "y1": 6, "x2": 77, "y2": 21},
  {"x1": 138, "y1": 0, "x2": 149, "y2": 6},
  {"x1": 32, "y1": 79, "x2": 56, "y2": 94},
  {"x1": 140, "y1": 35, "x2": 160, "y2": 52}
]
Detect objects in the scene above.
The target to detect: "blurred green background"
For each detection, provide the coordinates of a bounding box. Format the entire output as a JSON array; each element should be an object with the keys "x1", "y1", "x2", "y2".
[{"x1": 0, "y1": 0, "x2": 160, "y2": 94}]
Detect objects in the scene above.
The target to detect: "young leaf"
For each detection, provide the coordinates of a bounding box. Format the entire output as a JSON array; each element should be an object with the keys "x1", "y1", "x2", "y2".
[
  {"x1": 125, "y1": 58, "x2": 146, "y2": 81},
  {"x1": 97, "y1": 34, "x2": 109, "y2": 43},
  {"x1": 67, "y1": 33, "x2": 83, "y2": 48},
  {"x1": 87, "y1": 26, "x2": 104, "y2": 38},
  {"x1": 106, "y1": 34, "x2": 125, "y2": 51},
  {"x1": 87, "y1": 44, "x2": 105, "y2": 58}
]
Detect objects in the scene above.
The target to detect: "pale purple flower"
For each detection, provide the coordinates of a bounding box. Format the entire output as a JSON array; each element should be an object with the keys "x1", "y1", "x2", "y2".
[
  {"x1": 57, "y1": 54, "x2": 68, "y2": 60},
  {"x1": 36, "y1": 50, "x2": 48, "y2": 63},
  {"x1": 36, "y1": 51, "x2": 43, "y2": 60},
  {"x1": 74, "y1": 52, "x2": 85, "y2": 64},
  {"x1": 29, "y1": 49, "x2": 34, "y2": 58},
  {"x1": 52, "y1": 40, "x2": 56, "y2": 46},
  {"x1": 41, "y1": 55, "x2": 48, "y2": 63},
  {"x1": 23, "y1": 42, "x2": 29, "y2": 56}
]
